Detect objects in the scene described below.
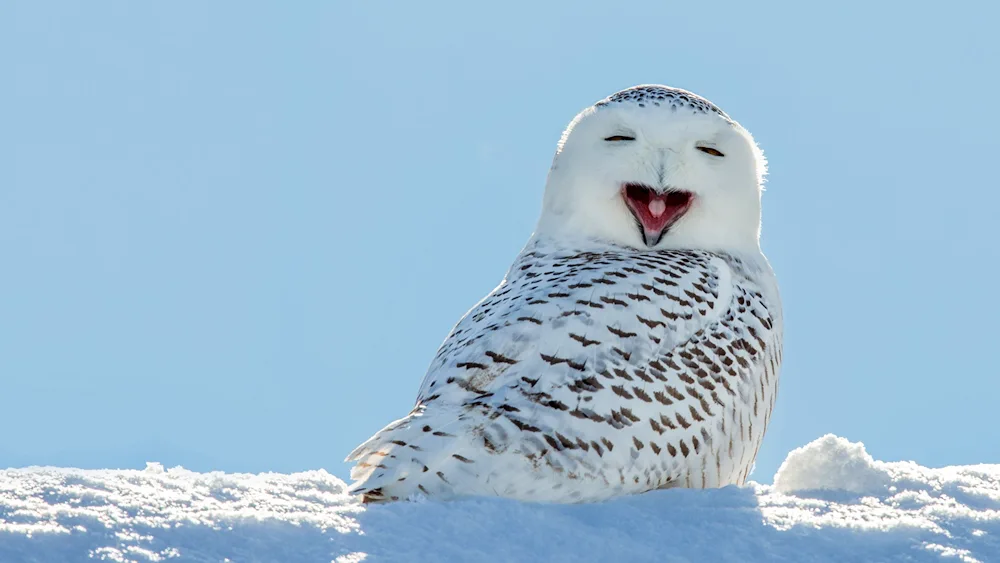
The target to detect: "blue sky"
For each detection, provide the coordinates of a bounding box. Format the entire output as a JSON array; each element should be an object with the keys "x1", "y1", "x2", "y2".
[{"x1": 3, "y1": 1, "x2": 998, "y2": 484}]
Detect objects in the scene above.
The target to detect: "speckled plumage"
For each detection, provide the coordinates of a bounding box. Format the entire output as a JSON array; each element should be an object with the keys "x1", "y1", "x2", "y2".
[
  {"x1": 595, "y1": 85, "x2": 731, "y2": 121},
  {"x1": 347, "y1": 85, "x2": 782, "y2": 503}
]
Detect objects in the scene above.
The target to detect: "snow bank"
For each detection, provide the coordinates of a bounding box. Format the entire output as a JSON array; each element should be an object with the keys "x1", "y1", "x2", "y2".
[
  {"x1": 1, "y1": 435, "x2": 997, "y2": 562},
  {"x1": 773, "y1": 433, "x2": 894, "y2": 494}
]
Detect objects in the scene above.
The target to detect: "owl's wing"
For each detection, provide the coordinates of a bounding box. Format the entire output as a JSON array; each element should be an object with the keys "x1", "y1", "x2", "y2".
[{"x1": 347, "y1": 249, "x2": 780, "y2": 501}]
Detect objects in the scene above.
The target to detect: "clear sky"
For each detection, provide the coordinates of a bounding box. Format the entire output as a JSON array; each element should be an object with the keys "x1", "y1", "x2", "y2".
[{"x1": 3, "y1": 1, "x2": 999, "y2": 485}]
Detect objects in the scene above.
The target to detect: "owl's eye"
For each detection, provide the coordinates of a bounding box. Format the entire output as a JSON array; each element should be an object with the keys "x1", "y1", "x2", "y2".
[
  {"x1": 696, "y1": 146, "x2": 725, "y2": 157},
  {"x1": 604, "y1": 135, "x2": 635, "y2": 142}
]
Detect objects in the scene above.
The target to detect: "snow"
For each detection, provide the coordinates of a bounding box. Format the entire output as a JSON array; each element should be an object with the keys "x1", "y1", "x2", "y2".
[
  {"x1": 773, "y1": 433, "x2": 894, "y2": 494},
  {"x1": 1, "y1": 435, "x2": 997, "y2": 562}
]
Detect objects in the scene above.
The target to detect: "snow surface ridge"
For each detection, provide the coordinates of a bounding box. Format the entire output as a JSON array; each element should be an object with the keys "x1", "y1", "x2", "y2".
[{"x1": 1, "y1": 435, "x2": 997, "y2": 563}]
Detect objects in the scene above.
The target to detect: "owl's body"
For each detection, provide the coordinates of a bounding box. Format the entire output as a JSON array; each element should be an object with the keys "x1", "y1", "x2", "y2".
[{"x1": 347, "y1": 85, "x2": 783, "y2": 503}]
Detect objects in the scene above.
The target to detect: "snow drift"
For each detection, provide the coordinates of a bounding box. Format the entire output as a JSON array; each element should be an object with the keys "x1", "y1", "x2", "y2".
[{"x1": 1, "y1": 435, "x2": 997, "y2": 562}]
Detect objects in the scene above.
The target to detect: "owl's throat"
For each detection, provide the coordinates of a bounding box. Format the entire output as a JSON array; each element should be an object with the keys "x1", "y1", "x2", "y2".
[{"x1": 622, "y1": 183, "x2": 693, "y2": 247}]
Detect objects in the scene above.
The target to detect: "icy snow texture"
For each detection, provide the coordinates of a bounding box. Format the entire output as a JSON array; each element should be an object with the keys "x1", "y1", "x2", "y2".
[
  {"x1": 773, "y1": 433, "x2": 894, "y2": 494},
  {"x1": 1, "y1": 435, "x2": 998, "y2": 563}
]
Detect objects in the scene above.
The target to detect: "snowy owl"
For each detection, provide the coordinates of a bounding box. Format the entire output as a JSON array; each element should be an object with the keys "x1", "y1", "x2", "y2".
[{"x1": 346, "y1": 85, "x2": 782, "y2": 504}]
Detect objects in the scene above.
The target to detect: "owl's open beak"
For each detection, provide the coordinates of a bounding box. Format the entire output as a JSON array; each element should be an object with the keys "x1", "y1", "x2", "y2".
[{"x1": 622, "y1": 183, "x2": 693, "y2": 247}]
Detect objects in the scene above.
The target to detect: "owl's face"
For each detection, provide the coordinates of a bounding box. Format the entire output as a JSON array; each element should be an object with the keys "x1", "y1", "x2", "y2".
[{"x1": 537, "y1": 86, "x2": 767, "y2": 253}]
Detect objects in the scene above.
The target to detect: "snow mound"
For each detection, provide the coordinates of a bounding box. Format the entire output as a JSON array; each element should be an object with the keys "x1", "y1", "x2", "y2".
[
  {"x1": 2, "y1": 435, "x2": 998, "y2": 562},
  {"x1": 773, "y1": 433, "x2": 892, "y2": 494}
]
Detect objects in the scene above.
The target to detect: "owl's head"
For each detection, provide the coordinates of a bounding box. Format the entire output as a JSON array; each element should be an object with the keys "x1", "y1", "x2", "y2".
[{"x1": 536, "y1": 85, "x2": 767, "y2": 253}]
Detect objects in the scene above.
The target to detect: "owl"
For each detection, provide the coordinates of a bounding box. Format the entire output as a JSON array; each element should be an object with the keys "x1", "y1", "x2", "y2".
[{"x1": 346, "y1": 85, "x2": 782, "y2": 504}]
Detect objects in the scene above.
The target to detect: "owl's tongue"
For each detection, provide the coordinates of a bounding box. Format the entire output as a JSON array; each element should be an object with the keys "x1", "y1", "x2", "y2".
[
  {"x1": 648, "y1": 199, "x2": 668, "y2": 220},
  {"x1": 622, "y1": 184, "x2": 693, "y2": 246}
]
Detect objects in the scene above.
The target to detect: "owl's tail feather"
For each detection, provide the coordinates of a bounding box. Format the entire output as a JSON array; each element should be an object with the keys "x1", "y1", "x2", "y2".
[{"x1": 344, "y1": 405, "x2": 486, "y2": 503}]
